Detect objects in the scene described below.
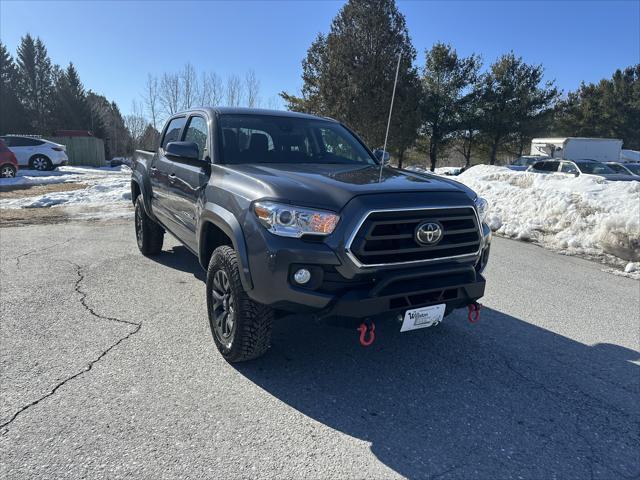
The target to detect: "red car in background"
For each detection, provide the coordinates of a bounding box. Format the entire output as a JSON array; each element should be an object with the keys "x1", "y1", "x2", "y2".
[{"x1": 0, "y1": 139, "x2": 18, "y2": 178}]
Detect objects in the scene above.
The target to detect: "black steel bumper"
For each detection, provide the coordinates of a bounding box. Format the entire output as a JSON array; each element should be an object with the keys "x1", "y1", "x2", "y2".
[
  {"x1": 243, "y1": 209, "x2": 491, "y2": 319},
  {"x1": 316, "y1": 265, "x2": 486, "y2": 320}
]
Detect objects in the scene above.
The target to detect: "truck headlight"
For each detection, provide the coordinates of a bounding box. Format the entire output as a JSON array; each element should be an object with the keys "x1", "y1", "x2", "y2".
[
  {"x1": 474, "y1": 197, "x2": 489, "y2": 223},
  {"x1": 253, "y1": 201, "x2": 340, "y2": 238}
]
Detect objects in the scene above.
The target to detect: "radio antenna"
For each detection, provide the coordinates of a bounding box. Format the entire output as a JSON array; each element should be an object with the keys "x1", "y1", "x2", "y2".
[{"x1": 379, "y1": 52, "x2": 402, "y2": 183}]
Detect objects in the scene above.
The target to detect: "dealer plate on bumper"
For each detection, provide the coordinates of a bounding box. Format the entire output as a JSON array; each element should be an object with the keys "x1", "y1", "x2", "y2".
[{"x1": 400, "y1": 304, "x2": 445, "y2": 332}]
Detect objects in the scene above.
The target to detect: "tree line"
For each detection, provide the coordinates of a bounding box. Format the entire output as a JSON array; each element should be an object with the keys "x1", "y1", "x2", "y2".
[
  {"x1": 0, "y1": 34, "x2": 133, "y2": 158},
  {"x1": 281, "y1": 0, "x2": 640, "y2": 169},
  {"x1": 0, "y1": 35, "x2": 277, "y2": 156},
  {"x1": 126, "y1": 65, "x2": 280, "y2": 150},
  {"x1": 2, "y1": 6, "x2": 638, "y2": 166}
]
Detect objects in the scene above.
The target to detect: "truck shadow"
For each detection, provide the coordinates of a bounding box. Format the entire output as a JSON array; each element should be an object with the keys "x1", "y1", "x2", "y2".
[
  {"x1": 234, "y1": 308, "x2": 639, "y2": 479},
  {"x1": 150, "y1": 245, "x2": 206, "y2": 282}
]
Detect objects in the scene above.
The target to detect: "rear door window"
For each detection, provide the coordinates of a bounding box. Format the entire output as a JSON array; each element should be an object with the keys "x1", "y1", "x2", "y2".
[
  {"x1": 534, "y1": 161, "x2": 559, "y2": 172},
  {"x1": 560, "y1": 162, "x2": 578, "y2": 174},
  {"x1": 161, "y1": 117, "x2": 187, "y2": 150}
]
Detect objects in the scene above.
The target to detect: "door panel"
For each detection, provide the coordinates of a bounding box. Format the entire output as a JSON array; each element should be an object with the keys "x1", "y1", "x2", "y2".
[
  {"x1": 149, "y1": 155, "x2": 175, "y2": 226},
  {"x1": 169, "y1": 162, "x2": 209, "y2": 251},
  {"x1": 170, "y1": 115, "x2": 211, "y2": 251},
  {"x1": 150, "y1": 116, "x2": 187, "y2": 231},
  {"x1": 13, "y1": 147, "x2": 30, "y2": 165}
]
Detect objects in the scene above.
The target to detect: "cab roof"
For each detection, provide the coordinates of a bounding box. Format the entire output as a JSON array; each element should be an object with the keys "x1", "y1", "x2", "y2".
[{"x1": 184, "y1": 106, "x2": 337, "y2": 123}]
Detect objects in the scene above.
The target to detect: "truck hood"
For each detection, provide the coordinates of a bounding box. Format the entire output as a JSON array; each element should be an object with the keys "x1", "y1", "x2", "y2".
[{"x1": 222, "y1": 163, "x2": 475, "y2": 210}]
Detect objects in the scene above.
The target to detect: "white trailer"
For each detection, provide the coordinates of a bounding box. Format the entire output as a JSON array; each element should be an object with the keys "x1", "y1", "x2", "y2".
[
  {"x1": 620, "y1": 149, "x2": 640, "y2": 163},
  {"x1": 530, "y1": 137, "x2": 623, "y2": 162}
]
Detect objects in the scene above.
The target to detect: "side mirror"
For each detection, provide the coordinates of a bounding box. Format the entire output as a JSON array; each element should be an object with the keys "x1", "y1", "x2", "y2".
[
  {"x1": 165, "y1": 141, "x2": 205, "y2": 165},
  {"x1": 373, "y1": 149, "x2": 390, "y2": 164}
]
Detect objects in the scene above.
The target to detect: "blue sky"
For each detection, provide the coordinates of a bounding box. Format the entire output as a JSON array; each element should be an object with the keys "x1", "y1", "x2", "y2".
[{"x1": 1, "y1": 0, "x2": 639, "y2": 117}]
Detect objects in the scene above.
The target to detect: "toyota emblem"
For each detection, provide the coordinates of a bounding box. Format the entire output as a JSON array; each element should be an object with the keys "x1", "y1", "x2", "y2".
[{"x1": 415, "y1": 222, "x2": 443, "y2": 246}]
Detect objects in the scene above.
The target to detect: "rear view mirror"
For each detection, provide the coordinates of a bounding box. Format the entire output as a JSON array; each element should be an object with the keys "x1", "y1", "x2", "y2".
[{"x1": 373, "y1": 149, "x2": 390, "y2": 164}]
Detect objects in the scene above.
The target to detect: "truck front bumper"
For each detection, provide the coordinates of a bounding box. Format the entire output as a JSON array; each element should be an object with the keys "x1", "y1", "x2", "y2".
[
  {"x1": 311, "y1": 264, "x2": 486, "y2": 320},
  {"x1": 243, "y1": 215, "x2": 491, "y2": 319}
]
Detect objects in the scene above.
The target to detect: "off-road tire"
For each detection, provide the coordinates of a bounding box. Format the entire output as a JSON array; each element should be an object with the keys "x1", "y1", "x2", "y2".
[
  {"x1": 29, "y1": 155, "x2": 53, "y2": 171},
  {"x1": 134, "y1": 196, "x2": 164, "y2": 255},
  {"x1": 207, "y1": 245, "x2": 274, "y2": 362}
]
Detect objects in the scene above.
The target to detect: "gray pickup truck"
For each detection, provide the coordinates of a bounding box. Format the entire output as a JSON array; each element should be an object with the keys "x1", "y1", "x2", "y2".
[{"x1": 131, "y1": 107, "x2": 491, "y2": 362}]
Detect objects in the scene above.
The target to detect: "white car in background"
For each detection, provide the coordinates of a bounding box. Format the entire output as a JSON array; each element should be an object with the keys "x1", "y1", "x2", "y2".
[
  {"x1": 528, "y1": 158, "x2": 638, "y2": 181},
  {"x1": 0, "y1": 135, "x2": 68, "y2": 171}
]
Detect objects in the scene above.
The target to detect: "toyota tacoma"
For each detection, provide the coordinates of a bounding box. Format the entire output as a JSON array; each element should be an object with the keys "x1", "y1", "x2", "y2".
[{"x1": 131, "y1": 108, "x2": 491, "y2": 362}]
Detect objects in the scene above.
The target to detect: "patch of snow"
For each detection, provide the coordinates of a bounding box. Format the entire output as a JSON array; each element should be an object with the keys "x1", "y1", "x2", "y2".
[
  {"x1": 453, "y1": 165, "x2": 639, "y2": 275},
  {"x1": 405, "y1": 165, "x2": 464, "y2": 176},
  {"x1": 624, "y1": 262, "x2": 639, "y2": 273},
  {"x1": 0, "y1": 165, "x2": 132, "y2": 219}
]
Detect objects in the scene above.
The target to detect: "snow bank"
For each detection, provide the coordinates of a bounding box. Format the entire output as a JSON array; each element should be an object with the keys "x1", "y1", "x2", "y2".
[
  {"x1": 0, "y1": 165, "x2": 132, "y2": 219},
  {"x1": 453, "y1": 165, "x2": 639, "y2": 272}
]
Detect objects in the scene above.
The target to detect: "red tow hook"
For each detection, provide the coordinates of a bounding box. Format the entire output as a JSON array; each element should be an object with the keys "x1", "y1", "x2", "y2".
[
  {"x1": 467, "y1": 302, "x2": 482, "y2": 323},
  {"x1": 357, "y1": 320, "x2": 376, "y2": 347}
]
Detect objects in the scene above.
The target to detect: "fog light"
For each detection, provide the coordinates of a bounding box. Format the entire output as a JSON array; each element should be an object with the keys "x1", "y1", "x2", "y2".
[{"x1": 293, "y1": 268, "x2": 311, "y2": 285}]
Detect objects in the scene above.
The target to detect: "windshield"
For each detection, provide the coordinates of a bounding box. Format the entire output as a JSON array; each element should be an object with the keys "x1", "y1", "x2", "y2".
[
  {"x1": 218, "y1": 114, "x2": 377, "y2": 166},
  {"x1": 575, "y1": 161, "x2": 615, "y2": 175}
]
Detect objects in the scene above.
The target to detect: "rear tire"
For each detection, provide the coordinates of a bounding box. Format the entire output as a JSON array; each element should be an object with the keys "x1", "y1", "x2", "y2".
[
  {"x1": 207, "y1": 245, "x2": 274, "y2": 362},
  {"x1": 0, "y1": 164, "x2": 16, "y2": 178},
  {"x1": 134, "y1": 196, "x2": 164, "y2": 255},
  {"x1": 29, "y1": 155, "x2": 53, "y2": 171}
]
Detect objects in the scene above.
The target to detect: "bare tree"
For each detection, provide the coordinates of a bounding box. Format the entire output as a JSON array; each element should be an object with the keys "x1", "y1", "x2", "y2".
[
  {"x1": 199, "y1": 71, "x2": 224, "y2": 106},
  {"x1": 159, "y1": 72, "x2": 180, "y2": 116},
  {"x1": 143, "y1": 74, "x2": 160, "y2": 130},
  {"x1": 125, "y1": 100, "x2": 148, "y2": 151},
  {"x1": 266, "y1": 95, "x2": 280, "y2": 110},
  {"x1": 226, "y1": 74, "x2": 243, "y2": 107},
  {"x1": 181, "y1": 62, "x2": 199, "y2": 109},
  {"x1": 245, "y1": 69, "x2": 261, "y2": 107},
  {"x1": 209, "y1": 72, "x2": 224, "y2": 106}
]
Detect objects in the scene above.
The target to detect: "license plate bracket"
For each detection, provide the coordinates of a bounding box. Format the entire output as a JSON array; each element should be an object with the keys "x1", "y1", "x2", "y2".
[{"x1": 400, "y1": 304, "x2": 446, "y2": 332}]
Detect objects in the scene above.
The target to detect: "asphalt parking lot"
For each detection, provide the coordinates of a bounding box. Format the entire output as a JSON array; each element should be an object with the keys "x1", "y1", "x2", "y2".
[{"x1": 1, "y1": 220, "x2": 638, "y2": 479}]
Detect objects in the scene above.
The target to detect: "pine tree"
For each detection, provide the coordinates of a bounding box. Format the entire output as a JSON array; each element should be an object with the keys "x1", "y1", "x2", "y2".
[
  {"x1": 452, "y1": 87, "x2": 483, "y2": 168},
  {"x1": 477, "y1": 53, "x2": 558, "y2": 164},
  {"x1": 420, "y1": 43, "x2": 481, "y2": 171},
  {"x1": 53, "y1": 62, "x2": 92, "y2": 130},
  {"x1": 86, "y1": 91, "x2": 132, "y2": 158},
  {"x1": 0, "y1": 41, "x2": 28, "y2": 134},
  {"x1": 16, "y1": 34, "x2": 54, "y2": 133},
  {"x1": 554, "y1": 65, "x2": 640, "y2": 150},
  {"x1": 280, "y1": 0, "x2": 421, "y2": 158}
]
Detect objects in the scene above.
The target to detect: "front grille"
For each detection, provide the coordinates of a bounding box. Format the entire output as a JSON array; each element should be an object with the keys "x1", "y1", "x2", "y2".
[{"x1": 348, "y1": 207, "x2": 480, "y2": 266}]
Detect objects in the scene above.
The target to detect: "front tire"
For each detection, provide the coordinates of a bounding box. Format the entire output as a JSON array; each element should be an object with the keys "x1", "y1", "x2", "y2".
[
  {"x1": 29, "y1": 155, "x2": 53, "y2": 171},
  {"x1": 207, "y1": 245, "x2": 274, "y2": 362},
  {"x1": 134, "y1": 196, "x2": 164, "y2": 255}
]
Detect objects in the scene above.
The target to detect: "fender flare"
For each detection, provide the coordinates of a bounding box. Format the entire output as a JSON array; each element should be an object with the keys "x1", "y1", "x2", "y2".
[
  {"x1": 131, "y1": 172, "x2": 156, "y2": 221},
  {"x1": 199, "y1": 204, "x2": 253, "y2": 291}
]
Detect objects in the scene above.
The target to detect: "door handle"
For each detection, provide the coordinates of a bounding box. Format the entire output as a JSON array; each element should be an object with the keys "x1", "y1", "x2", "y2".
[{"x1": 168, "y1": 173, "x2": 176, "y2": 183}]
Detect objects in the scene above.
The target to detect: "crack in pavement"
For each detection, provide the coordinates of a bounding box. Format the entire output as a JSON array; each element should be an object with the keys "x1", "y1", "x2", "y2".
[
  {"x1": 72, "y1": 263, "x2": 139, "y2": 327},
  {"x1": 14, "y1": 239, "x2": 72, "y2": 267},
  {"x1": 0, "y1": 262, "x2": 141, "y2": 433}
]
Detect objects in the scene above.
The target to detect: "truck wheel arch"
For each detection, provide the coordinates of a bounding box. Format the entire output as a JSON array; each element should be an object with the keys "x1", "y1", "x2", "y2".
[
  {"x1": 130, "y1": 175, "x2": 155, "y2": 220},
  {"x1": 199, "y1": 206, "x2": 253, "y2": 291},
  {"x1": 131, "y1": 180, "x2": 141, "y2": 203}
]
